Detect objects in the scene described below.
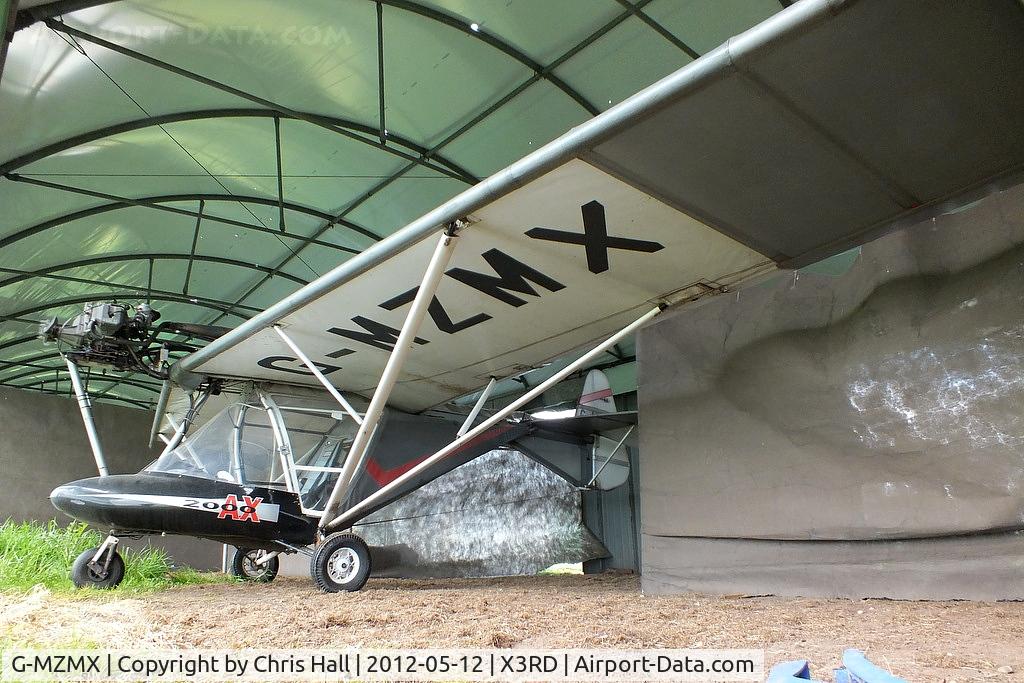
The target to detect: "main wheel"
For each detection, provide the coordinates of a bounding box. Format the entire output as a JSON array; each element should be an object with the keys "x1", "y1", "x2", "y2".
[
  {"x1": 311, "y1": 533, "x2": 371, "y2": 593},
  {"x1": 71, "y1": 547, "x2": 125, "y2": 589},
  {"x1": 230, "y1": 548, "x2": 280, "y2": 583}
]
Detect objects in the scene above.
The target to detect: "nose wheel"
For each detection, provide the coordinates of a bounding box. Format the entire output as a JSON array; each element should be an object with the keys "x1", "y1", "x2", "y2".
[
  {"x1": 71, "y1": 535, "x2": 125, "y2": 589},
  {"x1": 230, "y1": 547, "x2": 280, "y2": 583},
  {"x1": 311, "y1": 533, "x2": 371, "y2": 592}
]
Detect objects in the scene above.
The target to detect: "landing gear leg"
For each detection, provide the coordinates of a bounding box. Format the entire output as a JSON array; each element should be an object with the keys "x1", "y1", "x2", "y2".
[
  {"x1": 230, "y1": 548, "x2": 280, "y2": 583},
  {"x1": 71, "y1": 534, "x2": 125, "y2": 589},
  {"x1": 311, "y1": 533, "x2": 371, "y2": 593}
]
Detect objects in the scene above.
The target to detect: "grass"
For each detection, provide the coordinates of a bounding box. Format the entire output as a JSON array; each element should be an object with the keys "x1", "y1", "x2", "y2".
[{"x1": 0, "y1": 519, "x2": 230, "y2": 593}]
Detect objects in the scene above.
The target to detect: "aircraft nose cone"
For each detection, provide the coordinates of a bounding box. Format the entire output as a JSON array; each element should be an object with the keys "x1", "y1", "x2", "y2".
[
  {"x1": 49, "y1": 480, "x2": 101, "y2": 521},
  {"x1": 49, "y1": 483, "x2": 78, "y2": 517}
]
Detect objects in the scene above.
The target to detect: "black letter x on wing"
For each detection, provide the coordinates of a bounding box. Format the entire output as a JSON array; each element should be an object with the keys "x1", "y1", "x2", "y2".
[{"x1": 525, "y1": 200, "x2": 664, "y2": 274}]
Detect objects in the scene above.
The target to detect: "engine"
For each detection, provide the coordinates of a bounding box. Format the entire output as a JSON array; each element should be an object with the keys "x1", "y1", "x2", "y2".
[{"x1": 40, "y1": 302, "x2": 228, "y2": 378}]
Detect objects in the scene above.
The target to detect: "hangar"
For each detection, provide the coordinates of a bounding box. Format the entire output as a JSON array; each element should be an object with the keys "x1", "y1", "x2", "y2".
[{"x1": 1, "y1": 0, "x2": 1024, "y2": 670}]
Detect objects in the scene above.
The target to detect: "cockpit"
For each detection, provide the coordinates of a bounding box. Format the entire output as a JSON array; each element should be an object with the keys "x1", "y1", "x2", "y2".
[{"x1": 146, "y1": 390, "x2": 367, "y2": 515}]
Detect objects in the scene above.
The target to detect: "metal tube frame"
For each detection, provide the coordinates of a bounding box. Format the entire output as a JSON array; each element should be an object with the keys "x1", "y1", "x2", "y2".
[
  {"x1": 158, "y1": 416, "x2": 189, "y2": 459},
  {"x1": 274, "y1": 539, "x2": 314, "y2": 557},
  {"x1": 273, "y1": 325, "x2": 363, "y2": 425},
  {"x1": 317, "y1": 228, "x2": 462, "y2": 528},
  {"x1": 90, "y1": 534, "x2": 118, "y2": 565},
  {"x1": 148, "y1": 378, "x2": 172, "y2": 448},
  {"x1": 260, "y1": 393, "x2": 299, "y2": 495},
  {"x1": 326, "y1": 304, "x2": 663, "y2": 530},
  {"x1": 258, "y1": 391, "x2": 350, "y2": 516},
  {"x1": 586, "y1": 424, "x2": 634, "y2": 489},
  {"x1": 64, "y1": 357, "x2": 108, "y2": 476},
  {"x1": 458, "y1": 376, "x2": 496, "y2": 437},
  {"x1": 230, "y1": 404, "x2": 248, "y2": 483},
  {"x1": 254, "y1": 550, "x2": 279, "y2": 566},
  {"x1": 160, "y1": 389, "x2": 211, "y2": 464}
]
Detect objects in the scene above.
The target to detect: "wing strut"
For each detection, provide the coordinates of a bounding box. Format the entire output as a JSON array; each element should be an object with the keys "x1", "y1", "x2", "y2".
[
  {"x1": 586, "y1": 424, "x2": 634, "y2": 489},
  {"x1": 458, "y1": 376, "x2": 496, "y2": 437},
  {"x1": 317, "y1": 226, "x2": 463, "y2": 529},
  {"x1": 148, "y1": 377, "x2": 172, "y2": 448},
  {"x1": 273, "y1": 325, "x2": 364, "y2": 425},
  {"x1": 65, "y1": 357, "x2": 109, "y2": 477},
  {"x1": 325, "y1": 303, "x2": 664, "y2": 530}
]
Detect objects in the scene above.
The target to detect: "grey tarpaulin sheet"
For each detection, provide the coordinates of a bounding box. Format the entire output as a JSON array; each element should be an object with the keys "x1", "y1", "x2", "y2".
[
  {"x1": 638, "y1": 183, "x2": 1024, "y2": 598},
  {"x1": 355, "y1": 449, "x2": 605, "y2": 578},
  {"x1": 643, "y1": 532, "x2": 1024, "y2": 601}
]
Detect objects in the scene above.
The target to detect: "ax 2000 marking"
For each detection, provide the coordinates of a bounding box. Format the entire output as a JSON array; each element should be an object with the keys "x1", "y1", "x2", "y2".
[{"x1": 91, "y1": 492, "x2": 281, "y2": 523}]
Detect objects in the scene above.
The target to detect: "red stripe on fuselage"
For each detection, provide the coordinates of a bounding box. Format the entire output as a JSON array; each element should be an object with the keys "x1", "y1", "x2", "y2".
[{"x1": 364, "y1": 424, "x2": 516, "y2": 487}]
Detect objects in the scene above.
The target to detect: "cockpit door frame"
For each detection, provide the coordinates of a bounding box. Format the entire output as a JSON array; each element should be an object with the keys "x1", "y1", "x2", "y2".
[{"x1": 258, "y1": 389, "x2": 362, "y2": 518}]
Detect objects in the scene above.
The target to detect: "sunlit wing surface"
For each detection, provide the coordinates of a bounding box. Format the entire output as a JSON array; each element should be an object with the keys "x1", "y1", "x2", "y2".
[
  {"x1": 181, "y1": 0, "x2": 1024, "y2": 412},
  {"x1": 194, "y1": 160, "x2": 769, "y2": 411}
]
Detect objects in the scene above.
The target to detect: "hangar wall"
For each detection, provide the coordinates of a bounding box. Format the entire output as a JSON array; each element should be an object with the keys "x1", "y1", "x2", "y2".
[
  {"x1": 637, "y1": 183, "x2": 1024, "y2": 599},
  {"x1": 0, "y1": 386, "x2": 222, "y2": 570}
]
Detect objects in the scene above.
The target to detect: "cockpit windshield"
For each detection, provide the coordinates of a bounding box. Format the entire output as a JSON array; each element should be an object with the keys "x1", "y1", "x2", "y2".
[
  {"x1": 145, "y1": 403, "x2": 277, "y2": 484},
  {"x1": 145, "y1": 393, "x2": 365, "y2": 511}
]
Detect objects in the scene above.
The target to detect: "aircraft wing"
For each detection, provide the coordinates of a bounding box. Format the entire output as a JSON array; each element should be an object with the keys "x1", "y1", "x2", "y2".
[{"x1": 176, "y1": 0, "x2": 1024, "y2": 413}]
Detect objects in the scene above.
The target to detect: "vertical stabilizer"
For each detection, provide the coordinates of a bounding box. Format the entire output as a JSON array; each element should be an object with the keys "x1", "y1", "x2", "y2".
[{"x1": 577, "y1": 369, "x2": 617, "y2": 416}]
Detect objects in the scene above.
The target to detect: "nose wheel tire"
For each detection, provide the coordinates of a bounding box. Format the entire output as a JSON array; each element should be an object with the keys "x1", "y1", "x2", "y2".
[
  {"x1": 311, "y1": 533, "x2": 371, "y2": 593},
  {"x1": 230, "y1": 548, "x2": 280, "y2": 583},
  {"x1": 71, "y1": 547, "x2": 125, "y2": 589}
]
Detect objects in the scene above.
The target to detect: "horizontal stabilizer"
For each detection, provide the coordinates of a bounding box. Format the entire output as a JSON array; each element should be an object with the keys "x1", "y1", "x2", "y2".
[
  {"x1": 516, "y1": 411, "x2": 636, "y2": 491},
  {"x1": 532, "y1": 411, "x2": 637, "y2": 437}
]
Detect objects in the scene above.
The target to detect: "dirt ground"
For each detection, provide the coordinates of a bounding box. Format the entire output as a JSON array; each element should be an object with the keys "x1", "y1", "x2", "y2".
[{"x1": 2, "y1": 574, "x2": 1022, "y2": 681}]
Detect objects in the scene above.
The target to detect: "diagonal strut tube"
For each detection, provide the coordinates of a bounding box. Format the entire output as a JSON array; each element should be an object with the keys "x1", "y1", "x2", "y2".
[
  {"x1": 65, "y1": 357, "x2": 109, "y2": 476},
  {"x1": 317, "y1": 228, "x2": 462, "y2": 528},
  {"x1": 325, "y1": 303, "x2": 663, "y2": 530},
  {"x1": 273, "y1": 325, "x2": 363, "y2": 425}
]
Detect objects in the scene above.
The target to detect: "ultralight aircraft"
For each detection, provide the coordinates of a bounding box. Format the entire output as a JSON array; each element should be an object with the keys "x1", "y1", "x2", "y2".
[{"x1": 38, "y1": 0, "x2": 1024, "y2": 591}]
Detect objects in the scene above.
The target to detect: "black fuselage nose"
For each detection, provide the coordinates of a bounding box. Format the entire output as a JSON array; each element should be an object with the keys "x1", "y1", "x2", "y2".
[
  {"x1": 49, "y1": 472, "x2": 317, "y2": 548},
  {"x1": 49, "y1": 478, "x2": 104, "y2": 525}
]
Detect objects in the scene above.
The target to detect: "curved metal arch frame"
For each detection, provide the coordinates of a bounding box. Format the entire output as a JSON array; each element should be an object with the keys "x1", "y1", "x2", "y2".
[
  {"x1": 1, "y1": 355, "x2": 80, "y2": 381},
  {"x1": 4, "y1": 0, "x2": 718, "y2": 401},
  {"x1": 41, "y1": 18, "x2": 481, "y2": 186},
  {"x1": 1, "y1": 355, "x2": 85, "y2": 382},
  {"x1": 0, "y1": 350, "x2": 185, "y2": 384},
  {"x1": 1, "y1": 363, "x2": 163, "y2": 394},
  {"x1": 377, "y1": 0, "x2": 599, "y2": 116},
  {"x1": 15, "y1": 0, "x2": 601, "y2": 117},
  {"x1": 0, "y1": 291, "x2": 257, "y2": 325},
  {"x1": 201, "y1": 0, "x2": 662, "y2": 326},
  {"x1": 0, "y1": 184, "x2": 368, "y2": 254},
  {"x1": 6, "y1": 370, "x2": 162, "y2": 402},
  {"x1": 0, "y1": 252, "x2": 311, "y2": 290},
  {"x1": 0, "y1": 107, "x2": 475, "y2": 188},
  {"x1": 0, "y1": 349, "x2": 66, "y2": 366},
  {"x1": 2, "y1": 179, "x2": 379, "y2": 243},
  {"x1": 0, "y1": 381, "x2": 157, "y2": 410}
]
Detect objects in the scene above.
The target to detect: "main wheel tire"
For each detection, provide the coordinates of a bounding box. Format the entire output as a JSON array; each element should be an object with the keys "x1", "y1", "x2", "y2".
[
  {"x1": 311, "y1": 533, "x2": 371, "y2": 593},
  {"x1": 71, "y1": 547, "x2": 125, "y2": 589},
  {"x1": 230, "y1": 548, "x2": 280, "y2": 583}
]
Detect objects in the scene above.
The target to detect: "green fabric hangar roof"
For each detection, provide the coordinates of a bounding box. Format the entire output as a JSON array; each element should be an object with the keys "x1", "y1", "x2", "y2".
[{"x1": 0, "y1": 0, "x2": 788, "y2": 409}]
